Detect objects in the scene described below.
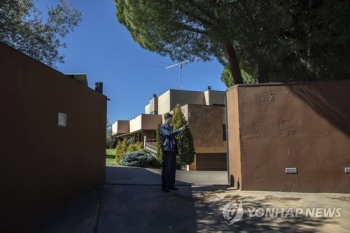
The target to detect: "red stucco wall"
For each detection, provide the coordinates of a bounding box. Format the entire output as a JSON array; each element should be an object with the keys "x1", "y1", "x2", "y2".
[
  {"x1": 0, "y1": 43, "x2": 106, "y2": 232},
  {"x1": 227, "y1": 81, "x2": 350, "y2": 193}
]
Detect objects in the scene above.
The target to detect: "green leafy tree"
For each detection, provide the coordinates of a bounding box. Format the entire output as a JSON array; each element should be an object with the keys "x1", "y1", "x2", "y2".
[
  {"x1": 221, "y1": 64, "x2": 257, "y2": 87},
  {"x1": 172, "y1": 104, "x2": 195, "y2": 166},
  {"x1": 106, "y1": 118, "x2": 112, "y2": 148},
  {"x1": 231, "y1": 0, "x2": 350, "y2": 83},
  {"x1": 115, "y1": 1, "x2": 291, "y2": 84},
  {"x1": 273, "y1": 0, "x2": 350, "y2": 82},
  {"x1": 0, "y1": 0, "x2": 82, "y2": 67},
  {"x1": 116, "y1": 0, "x2": 350, "y2": 85},
  {"x1": 115, "y1": 0, "x2": 251, "y2": 84}
]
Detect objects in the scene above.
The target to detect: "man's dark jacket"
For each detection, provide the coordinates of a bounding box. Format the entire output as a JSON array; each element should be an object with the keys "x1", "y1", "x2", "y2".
[{"x1": 160, "y1": 123, "x2": 181, "y2": 152}]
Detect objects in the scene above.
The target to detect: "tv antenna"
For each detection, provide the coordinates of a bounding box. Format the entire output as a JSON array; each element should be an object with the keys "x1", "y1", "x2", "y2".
[{"x1": 165, "y1": 58, "x2": 198, "y2": 89}]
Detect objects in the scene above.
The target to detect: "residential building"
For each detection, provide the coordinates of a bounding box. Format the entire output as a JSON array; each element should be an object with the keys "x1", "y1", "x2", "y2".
[{"x1": 112, "y1": 88, "x2": 227, "y2": 171}]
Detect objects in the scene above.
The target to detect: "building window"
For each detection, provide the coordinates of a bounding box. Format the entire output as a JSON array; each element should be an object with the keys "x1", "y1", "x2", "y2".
[{"x1": 223, "y1": 124, "x2": 227, "y2": 141}]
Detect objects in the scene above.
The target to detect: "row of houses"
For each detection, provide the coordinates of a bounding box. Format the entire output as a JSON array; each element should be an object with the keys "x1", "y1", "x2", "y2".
[{"x1": 112, "y1": 88, "x2": 228, "y2": 171}]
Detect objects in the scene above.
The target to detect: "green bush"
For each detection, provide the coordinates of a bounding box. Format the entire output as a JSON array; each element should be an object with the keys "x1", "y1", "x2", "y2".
[
  {"x1": 115, "y1": 139, "x2": 129, "y2": 164},
  {"x1": 150, "y1": 157, "x2": 162, "y2": 168},
  {"x1": 116, "y1": 140, "x2": 146, "y2": 165},
  {"x1": 127, "y1": 141, "x2": 144, "y2": 152},
  {"x1": 120, "y1": 151, "x2": 155, "y2": 167}
]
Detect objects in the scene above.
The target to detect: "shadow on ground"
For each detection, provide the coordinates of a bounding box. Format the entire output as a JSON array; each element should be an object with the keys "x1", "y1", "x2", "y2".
[
  {"x1": 192, "y1": 186, "x2": 336, "y2": 232},
  {"x1": 25, "y1": 166, "x2": 345, "y2": 233}
]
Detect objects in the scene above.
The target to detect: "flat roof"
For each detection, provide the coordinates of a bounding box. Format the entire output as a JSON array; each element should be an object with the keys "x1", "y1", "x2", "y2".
[{"x1": 65, "y1": 73, "x2": 88, "y2": 86}]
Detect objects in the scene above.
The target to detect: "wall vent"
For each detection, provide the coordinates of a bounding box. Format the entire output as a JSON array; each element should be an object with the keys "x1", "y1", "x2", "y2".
[
  {"x1": 285, "y1": 168, "x2": 297, "y2": 174},
  {"x1": 58, "y1": 113, "x2": 67, "y2": 127}
]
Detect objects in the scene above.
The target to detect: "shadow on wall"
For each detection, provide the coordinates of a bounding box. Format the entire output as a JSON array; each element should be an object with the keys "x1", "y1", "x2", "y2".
[
  {"x1": 230, "y1": 175, "x2": 240, "y2": 189},
  {"x1": 287, "y1": 81, "x2": 350, "y2": 138}
]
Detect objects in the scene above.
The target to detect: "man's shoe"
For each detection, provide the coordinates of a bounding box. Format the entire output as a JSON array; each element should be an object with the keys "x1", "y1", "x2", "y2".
[
  {"x1": 162, "y1": 187, "x2": 170, "y2": 192},
  {"x1": 169, "y1": 186, "x2": 178, "y2": 190}
]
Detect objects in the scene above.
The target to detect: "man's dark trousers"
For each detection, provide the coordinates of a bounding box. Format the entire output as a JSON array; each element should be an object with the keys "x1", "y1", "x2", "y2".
[{"x1": 162, "y1": 150, "x2": 176, "y2": 189}]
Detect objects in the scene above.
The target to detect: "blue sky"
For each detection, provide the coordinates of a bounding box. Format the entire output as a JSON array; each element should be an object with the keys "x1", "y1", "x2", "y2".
[{"x1": 36, "y1": 0, "x2": 227, "y2": 123}]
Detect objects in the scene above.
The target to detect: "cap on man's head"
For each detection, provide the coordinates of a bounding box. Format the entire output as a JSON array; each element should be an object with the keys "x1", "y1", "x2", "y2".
[{"x1": 164, "y1": 113, "x2": 173, "y2": 119}]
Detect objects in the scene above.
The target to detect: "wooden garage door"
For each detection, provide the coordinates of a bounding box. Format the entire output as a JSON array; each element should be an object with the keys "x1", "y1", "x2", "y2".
[{"x1": 196, "y1": 153, "x2": 227, "y2": 171}]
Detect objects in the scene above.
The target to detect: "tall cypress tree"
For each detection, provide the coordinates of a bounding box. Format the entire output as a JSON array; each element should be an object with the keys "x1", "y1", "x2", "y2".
[
  {"x1": 172, "y1": 104, "x2": 195, "y2": 166},
  {"x1": 155, "y1": 123, "x2": 162, "y2": 162}
]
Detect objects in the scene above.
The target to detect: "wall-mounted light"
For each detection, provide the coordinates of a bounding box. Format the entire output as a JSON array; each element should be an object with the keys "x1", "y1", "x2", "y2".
[
  {"x1": 285, "y1": 168, "x2": 297, "y2": 174},
  {"x1": 58, "y1": 113, "x2": 67, "y2": 127}
]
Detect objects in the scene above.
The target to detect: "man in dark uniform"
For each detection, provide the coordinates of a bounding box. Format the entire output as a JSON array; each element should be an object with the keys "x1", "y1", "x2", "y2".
[{"x1": 160, "y1": 113, "x2": 186, "y2": 192}]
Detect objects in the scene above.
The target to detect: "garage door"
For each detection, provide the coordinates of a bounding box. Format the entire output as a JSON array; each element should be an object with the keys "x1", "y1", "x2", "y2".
[{"x1": 196, "y1": 153, "x2": 227, "y2": 171}]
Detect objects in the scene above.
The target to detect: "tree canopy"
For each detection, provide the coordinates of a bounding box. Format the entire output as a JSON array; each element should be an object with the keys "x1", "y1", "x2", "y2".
[
  {"x1": 116, "y1": 0, "x2": 249, "y2": 84},
  {"x1": 0, "y1": 0, "x2": 82, "y2": 67},
  {"x1": 272, "y1": 0, "x2": 350, "y2": 82},
  {"x1": 116, "y1": 0, "x2": 350, "y2": 85},
  {"x1": 221, "y1": 65, "x2": 257, "y2": 87}
]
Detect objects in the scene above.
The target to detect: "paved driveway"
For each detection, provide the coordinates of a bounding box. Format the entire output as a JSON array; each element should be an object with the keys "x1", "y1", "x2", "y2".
[
  {"x1": 25, "y1": 166, "x2": 350, "y2": 233},
  {"x1": 106, "y1": 166, "x2": 229, "y2": 186}
]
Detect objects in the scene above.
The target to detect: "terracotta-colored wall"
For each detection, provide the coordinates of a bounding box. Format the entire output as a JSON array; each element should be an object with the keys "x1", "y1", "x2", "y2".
[
  {"x1": 195, "y1": 153, "x2": 227, "y2": 171},
  {"x1": 227, "y1": 81, "x2": 350, "y2": 193},
  {"x1": 0, "y1": 43, "x2": 106, "y2": 232},
  {"x1": 141, "y1": 114, "x2": 162, "y2": 130},
  {"x1": 187, "y1": 104, "x2": 225, "y2": 147},
  {"x1": 185, "y1": 104, "x2": 227, "y2": 171},
  {"x1": 112, "y1": 120, "x2": 130, "y2": 134},
  {"x1": 226, "y1": 87, "x2": 242, "y2": 187}
]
